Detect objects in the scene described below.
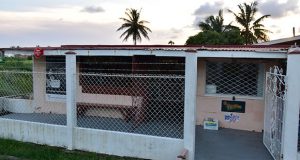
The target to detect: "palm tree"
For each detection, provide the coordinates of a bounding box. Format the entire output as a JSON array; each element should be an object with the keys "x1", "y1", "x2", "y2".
[
  {"x1": 228, "y1": 1, "x2": 270, "y2": 44},
  {"x1": 117, "y1": 8, "x2": 152, "y2": 45},
  {"x1": 199, "y1": 9, "x2": 234, "y2": 33},
  {"x1": 168, "y1": 40, "x2": 175, "y2": 45}
]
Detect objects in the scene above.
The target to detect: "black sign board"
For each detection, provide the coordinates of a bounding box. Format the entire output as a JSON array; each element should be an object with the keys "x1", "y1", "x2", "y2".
[{"x1": 222, "y1": 100, "x2": 245, "y2": 113}]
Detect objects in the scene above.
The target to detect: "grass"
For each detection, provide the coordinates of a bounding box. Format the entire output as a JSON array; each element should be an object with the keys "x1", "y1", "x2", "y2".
[
  {"x1": 0, "y1": 57, "x2": 32, "y2": 72},
  {"x1": 0, "y1": 138, "x2": 142, "y2": 160},
  {"x1": 0, "y1": 57, "x2": 33, "y2": 97}
]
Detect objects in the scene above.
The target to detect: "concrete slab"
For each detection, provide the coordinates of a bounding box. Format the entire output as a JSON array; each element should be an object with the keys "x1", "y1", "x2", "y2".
[{"x1": 195, "y1": 126, "x2": 273, "y2": 160}]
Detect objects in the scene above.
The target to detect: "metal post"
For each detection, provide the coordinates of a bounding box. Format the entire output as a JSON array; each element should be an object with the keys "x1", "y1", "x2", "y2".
[
  {"x1": 184, "y1": 52, "x2": 197, "y2": 160},
  {"x1": 65, "y1": 51, "x2": 77, "y2": 150},
  {"x1": 282, "y1": 47, "x2": 300, "y2": 160}
]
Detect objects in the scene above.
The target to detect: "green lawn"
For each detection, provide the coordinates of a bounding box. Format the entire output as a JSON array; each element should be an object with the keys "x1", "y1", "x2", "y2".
[
  {"x1": 0, "y1": 57, "x2": 32, "y2": 71},
  {"x1": 0, "y1": 57, "x2": 33, "y2": 97},
  {"x1": 0, "y1": 138, "x2": 142, "y2": 160}
]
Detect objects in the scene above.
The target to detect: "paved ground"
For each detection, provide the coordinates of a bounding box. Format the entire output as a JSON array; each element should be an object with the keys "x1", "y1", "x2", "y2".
[
  {"x1": 195, "y1": 126, "x2": 273, "y2": 160},
  {"x1": 0, "y1": 113, "x2": 183, "y2": 138}
]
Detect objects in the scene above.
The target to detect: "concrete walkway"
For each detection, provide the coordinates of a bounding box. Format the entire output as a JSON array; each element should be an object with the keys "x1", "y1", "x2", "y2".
[
  {"x1": 0, "y1": 113, "x2": 183, "y2": 138},
  {"x1": 195, "y1": 126, "x2": 273, "y2": 160}
]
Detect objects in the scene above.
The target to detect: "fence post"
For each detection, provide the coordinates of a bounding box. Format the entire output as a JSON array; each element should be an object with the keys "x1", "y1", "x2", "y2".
[
  {"x1": 283, "y1": 47, "x2": 300, "y2": 160},
  {"x1": 184, "y1": 52, "x2": 197, "y2": 160},
  {"x1": 65, "y1": 51, "x2": 77, "y2": 150}
]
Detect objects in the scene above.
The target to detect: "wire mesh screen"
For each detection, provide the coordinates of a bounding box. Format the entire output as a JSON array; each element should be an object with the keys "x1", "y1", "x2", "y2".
[
  {"x1": 0, "y1": 71, "x2": 66, "y2": 125},
  {"x1": 205, "y1": 61, "x2": 264, "y2": 97},
  {"x1": 0, "y1": 71, "x2": 32, "y2": 98},
  {"x1": 76, "y1": 73, "x2": 185, "y2": 139},
  {"x1": 263, "y1": 66, "x2": 286, "y2": 160}
]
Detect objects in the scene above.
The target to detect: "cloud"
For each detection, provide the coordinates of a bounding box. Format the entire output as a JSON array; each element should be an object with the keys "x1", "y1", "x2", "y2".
[
  {"x1": 271, "y1": 25, "x2": 278, "y2": 28},
  {"x1": 193, "y1": 1, "x2": 224, "y2": 28},
  {"x1": 170, "y1": 28, "x2": 182, "y2": 34},
  {"x1": 81, "y1": 6, "x2": 105, "y2": 13},
  {"x1": 194, "y1": 1, "x2": 224, "y2": 16},
  {"x1": 193, "y1": 17, "x2": 204, "y2": 28},
  {"x1": 259, "y1": 0, "x2": 300, "y2": 18},
  {"x1": 269, "y1": 25, "x2": 281, "y2": 33},
  {"x1": 0, "y1": 19, "x2": 121, "y2": 47},
  {"x1": 275, "y1": 29, "x2": 281, "y2": 34},
  {"x1": 0, "y1": 0, "x2": 85, "y2": 12},
  {"x1": 149, "y1": 28, "x2": 184, "y2": 44}
]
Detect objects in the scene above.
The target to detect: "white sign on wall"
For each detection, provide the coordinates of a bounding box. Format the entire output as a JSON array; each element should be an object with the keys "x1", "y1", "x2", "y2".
[{"x1": 50, "y1": 79, "x2": 61, "y2": 88}]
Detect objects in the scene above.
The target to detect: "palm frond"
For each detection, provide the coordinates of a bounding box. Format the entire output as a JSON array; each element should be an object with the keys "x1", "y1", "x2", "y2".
[
  {"x1": 119, "y1": 18, "x2": 131, "y2": 23},
  {"x1": 116, "y1": 23, "x2": 131, "y2": 31},
  {"x1": 228, "y1": 1, "x2": 270, "y2": 44},
  {"x1": 117, "y1": 8, "x2": 151, "y2": 45},
  {"x1": 253, "y1": 15, "x2": 270, "y2": 25}
]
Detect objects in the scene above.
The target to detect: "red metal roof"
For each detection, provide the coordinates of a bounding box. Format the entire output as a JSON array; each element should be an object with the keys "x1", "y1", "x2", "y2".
[{"x1": 1, "y1": 44, "x2": 291, "y2": 52}]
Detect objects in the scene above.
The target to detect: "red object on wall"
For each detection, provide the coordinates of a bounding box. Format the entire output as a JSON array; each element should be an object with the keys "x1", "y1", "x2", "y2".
[{"x1": 34, "y1": 47, "x2": 44, "y2": 58}]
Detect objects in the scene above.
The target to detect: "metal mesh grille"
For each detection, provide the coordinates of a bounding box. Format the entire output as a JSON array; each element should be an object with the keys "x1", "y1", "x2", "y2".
[
  {"x1": 0, "y1": 56, "x2": 185, "y2": 138},
  {"x1": 0, "y1": 71, "x2": 66, "y2": 125},
  {"x1": 264, "y1": 66, "x2": 286, "y2": 160},
  {"x1": 205, "y1": 61, "x2": 264, "y2": 97},
  {"x1": 76, "y1": 73, "x2": 185, "y2": 138}
]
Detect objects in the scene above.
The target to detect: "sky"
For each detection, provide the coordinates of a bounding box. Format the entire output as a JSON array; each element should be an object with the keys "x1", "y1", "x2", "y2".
[{"x1": 0, "y1": 0, "x2": 299, "y2": 47}]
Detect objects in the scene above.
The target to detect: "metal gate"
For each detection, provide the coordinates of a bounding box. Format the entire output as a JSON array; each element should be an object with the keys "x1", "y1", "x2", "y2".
[{"x1": 264, "y1": 66, "x2": 287, "y2": 160}]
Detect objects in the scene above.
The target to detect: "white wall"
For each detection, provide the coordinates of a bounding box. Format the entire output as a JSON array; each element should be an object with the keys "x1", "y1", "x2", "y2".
[
  {"x1": 0, "y1": 118, "x2": 183, "y2": 160},
  {"x1": 33, "y1": 57, "x2": 66, "y2": 114},
  {"x1": 282, "y1": 51, "x2": 300, "y2": 160},
  {"x1": 0, "y1": 119, "x2": 68, "y2": 147},
  {"x1": 74, "y1": 127, "x2": 183, "y2": 160}
]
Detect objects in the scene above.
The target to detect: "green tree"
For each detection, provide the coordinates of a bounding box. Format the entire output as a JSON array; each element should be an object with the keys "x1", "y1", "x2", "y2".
[
  {"x1": 186, "y1": 30, "x2": 244, "y2": 45},
  {"x1": 199, "y1": 10, "x2": 234, "y2": 33},
  {"x1": 117, "y1": 8, "x2": 152, "y2": 45},
  {"x1": 186, "y1": 9, "x2": 244, "y2": 45},
  {"x1": 228, "y1": 1, "x2": 271, "y2": 44}
]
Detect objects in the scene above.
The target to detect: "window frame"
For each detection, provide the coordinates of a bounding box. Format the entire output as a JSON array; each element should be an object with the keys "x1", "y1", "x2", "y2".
[
  {"x1": 204, "y1": 60, "x2": 265, "y2": 99},
  {"x1": 45, "y1": 56, "x2": 66, "y2": 102}
]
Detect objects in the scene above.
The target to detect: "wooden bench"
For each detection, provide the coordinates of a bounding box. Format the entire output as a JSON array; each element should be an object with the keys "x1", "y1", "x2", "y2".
[
  {"x1": 77, "y1": 102, "x2": 134, "y2": 122},
  {"x1": 76, "y1": 94, "x2": 144, "y2": 125}
]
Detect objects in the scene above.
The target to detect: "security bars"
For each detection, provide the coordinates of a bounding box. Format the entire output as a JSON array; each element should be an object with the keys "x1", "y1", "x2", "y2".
[
  {"x1": 0, "y1": 56, "x2": 185, "y2": 139},
  {"x1": 77, "y1": 73, "x2": 185, "y2": 138},
  {"x1": 205, "y1": 61, "x2": 264, "y2": 97}
]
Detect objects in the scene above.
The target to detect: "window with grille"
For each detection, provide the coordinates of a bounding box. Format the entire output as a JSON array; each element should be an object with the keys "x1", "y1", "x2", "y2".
[
  {"x1": 46, "y1": 56, "x2": 66, "y2": 95},
  {"x1": 205, "y1": 61, "x2": 264, "y2": 97},
  {"x1": 78, "y1": 56, "x2": 184, "y2": 95}
]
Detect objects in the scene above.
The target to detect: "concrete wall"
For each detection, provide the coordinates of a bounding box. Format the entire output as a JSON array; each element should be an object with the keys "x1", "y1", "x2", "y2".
[
  {"x1": 0, "y1": 118, "x2": 183, "y2": 160},
  {"x1": 33, "y1": 57, "x2": 134, "y2": 116},
  {"x1": 0, "y1": 119, "x2": 68, "y2": 147},
  {"x1": 282, "y1": 50, "x2": 300, "y2": 160},
  {"x1": 33, "y1": 57, "x2": 66, "y2": 114},
  {"x1": 196, "y1": 58, "x2": 280, "y2": 132},
  {"x1": 74, "y1": 127, "x2": 183, "y2": 160}
]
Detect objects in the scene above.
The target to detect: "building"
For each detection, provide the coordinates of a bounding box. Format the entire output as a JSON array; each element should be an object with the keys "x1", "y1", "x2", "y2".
[
  {"x1": 258, "y1": 35, "x2": 300, "y2": 46},
  {"x1": 0, "y1": 45, "x2": 299, "y2": 160}
]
